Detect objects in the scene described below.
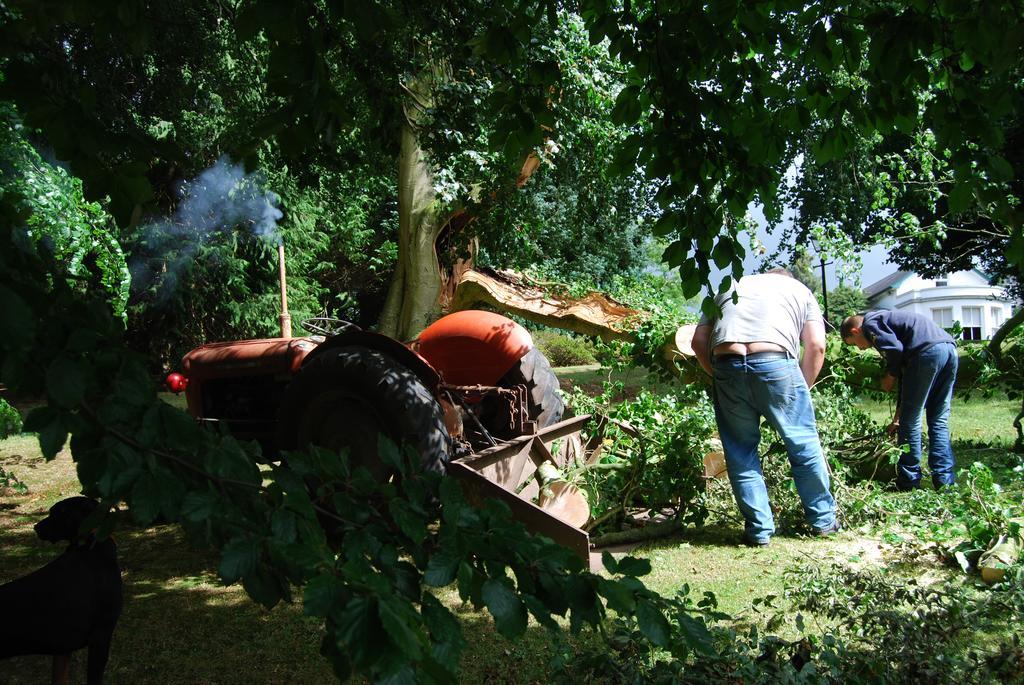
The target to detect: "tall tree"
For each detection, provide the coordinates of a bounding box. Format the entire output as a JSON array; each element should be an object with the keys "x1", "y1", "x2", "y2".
[
  {"x1": 789, "y1": 250, "x2": 821, "y2": 294},
  {"x1": 378, "y1": 53, "x2": 450, "y2": 339}
]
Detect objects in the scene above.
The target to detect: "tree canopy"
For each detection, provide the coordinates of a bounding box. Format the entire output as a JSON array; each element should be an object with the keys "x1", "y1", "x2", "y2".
[{"x1": 3, "y1": 0, "x2": 1019, "y2": 313}]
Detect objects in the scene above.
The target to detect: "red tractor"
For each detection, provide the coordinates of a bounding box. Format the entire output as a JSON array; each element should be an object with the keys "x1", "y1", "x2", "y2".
[{"x1": 166, "y1": 310, "x2": 564, "y2": 478}]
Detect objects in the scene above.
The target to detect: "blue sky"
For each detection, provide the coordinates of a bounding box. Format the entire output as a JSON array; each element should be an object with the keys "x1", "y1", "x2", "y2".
[{"x1": 704, "y1": 206, "x2": 895, "y2": 296}]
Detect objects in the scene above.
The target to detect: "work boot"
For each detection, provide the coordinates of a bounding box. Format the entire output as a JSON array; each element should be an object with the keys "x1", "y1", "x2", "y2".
[
  {"x1": 742, "y1": 534, "x2": 771, "y2": 547},
  {"x1": 811, "y1": 521, "x2": 841, "y2": 537}
]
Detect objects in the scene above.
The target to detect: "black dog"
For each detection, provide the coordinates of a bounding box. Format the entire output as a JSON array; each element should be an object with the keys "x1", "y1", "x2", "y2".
[{"x1": 0, "y1": 496, "x2": 123, "y2": 684}]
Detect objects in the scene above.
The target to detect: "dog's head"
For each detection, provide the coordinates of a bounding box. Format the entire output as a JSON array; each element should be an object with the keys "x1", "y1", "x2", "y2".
[{"x1": 34, "y1": 496, "x2": 99, "y2": 545}]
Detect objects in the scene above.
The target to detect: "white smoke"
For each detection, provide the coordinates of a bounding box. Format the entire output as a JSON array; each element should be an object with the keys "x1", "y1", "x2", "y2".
[
  {"x1": 129, "y1": 156, "x2": 284, "y2": 301},
  {"x1": 175, "y1": 156, "x2": 283, "y2": 242}
]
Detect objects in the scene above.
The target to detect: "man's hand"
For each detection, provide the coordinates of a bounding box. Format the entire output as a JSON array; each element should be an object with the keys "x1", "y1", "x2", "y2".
[
  {"x1": 880, "y1": 373, "x2": 897, "y2": 392},
  {"x1": 887, "y1": 418, "x2": 900, "y2": 437}
]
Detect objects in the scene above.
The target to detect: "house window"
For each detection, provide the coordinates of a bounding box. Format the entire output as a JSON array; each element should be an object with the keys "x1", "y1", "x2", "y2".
[
  {"x1": 961, "y1": 306, "x2": 982, "y2": 341},
  {"x1": 991, "y1": 306, "x2": 1004, "y2": 331},
  {"x1": 932, "y1": 307, "x2": 953, "y2": 328},
  {"x1": 935, "y1": 275, "x2": 948, "y2": 287}
]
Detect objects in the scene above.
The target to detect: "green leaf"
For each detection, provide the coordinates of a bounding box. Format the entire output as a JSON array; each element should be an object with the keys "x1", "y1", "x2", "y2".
[
  {"x1": 389, "y1": 499, "x2": 427, "y2": 544},
  {"x1": 947, "y1": 180, "x2": 973, "y2": 214},
  {"x1": 376, "y1": 667, "x2": 418, "y2": 685},
  {"x1": 0, "y1": 285, "x2": 37, "y2": 351},
  {"x1": 481, "y1": 578, "x2": 528, "y2": 638},
  {"x1": 271, "y1": 508, "x2": 298, "y2": 544},
  {"x1": 46, "y1": 355, "x2": 88, "y2": 408},
  {"x1": 958, "y1": 52, "x2": 974, "y2": 72},
  {"x1": 377, "y1": 596, "x2": 424, "y2": 660},
  {"x1": 130, "y1": 472, "x2": 163, "y2": 525},
  {"x1": 615, "y1": 555, "x2": 652, "y2": 577},
  {"x1": 156, "y1": 403, "x2": 202, "y2": 450},
  {"x1": 520, "y1": 593, "x2": 560, "y2": 631},
  {"x1": 678, "y1": 611, "x2": 716, "y2": 655},
  {"x1": 611, "y1": 86, "x2": 642, "y2": 125},
  {"x1": 600, "y1": 551, "x2": 619, "y2": 573},
  {"x1": 24, "y1": 405, "x2": 67, "y2": 458},
  {"x1": 1006, "y1": 231, "x2": 1024, "y2": 267},
  {"x1": 304, "y1": 572, "x2": 346, "y2": 618},
  {"x1": 988, "y1": 155, "x2": 1014, "y2": 182},
  {"x1": 220, "y1": 535, "x2": 260, "y2": 583},
  {"x1": 242, "y1": 564, "x2": 284, "y2": 609},
  {"x1": 181, "y1": 491, "x2": 218, "y2": 522},
  {"x1": 420, "y1": 593, "x2": 466, "y2": 668},
  {"x1": 598, "y1": 578, "x2": 636, "y2": 614},
  {"x1": 319, "y1": 633, "x2": 352, "y2": 682},
  {"x1": 37, "y1": 414, "x2": 68, "y2": 460},
  {"x1": 335, "y1": 595, "x2": 385, "y2": 668},
  {"x1": 711, "y1": 238, "x2": 734, "y2": 270},
  {"x1": 420, "y1": 592, "x2": 462, "y2": 643},
  {"x1": 378, "y1": 434, "x2": 404, "y2": 476},
  {"x1": 66, "y1": 328, "x2": 102, "y2": 353},
  {"x1": 424, "y1": 545, "x2": 461, "y2": 587},
  {"x1": 636, "y1": 598, "x2": 670, "y2": 647}
]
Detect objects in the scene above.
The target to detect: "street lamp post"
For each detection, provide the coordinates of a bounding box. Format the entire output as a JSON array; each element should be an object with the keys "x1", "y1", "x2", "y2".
[{"x1": 810, "y1": 237, "x2": 829, "y2": 328}]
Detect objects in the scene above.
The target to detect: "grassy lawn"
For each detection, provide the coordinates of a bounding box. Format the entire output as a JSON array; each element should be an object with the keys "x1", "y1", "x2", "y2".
[
  {"x1": 1, "y1": 384, "x2": 1020, "y2": 683},
  {"x1": 851, "y1": 395, "x2": 1020, "y2": 446}
]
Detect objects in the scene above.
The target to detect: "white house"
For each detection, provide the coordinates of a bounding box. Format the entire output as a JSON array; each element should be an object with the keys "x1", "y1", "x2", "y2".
[{"x1": 863, "y1": 269, "x2": 1017, "y2": 341}]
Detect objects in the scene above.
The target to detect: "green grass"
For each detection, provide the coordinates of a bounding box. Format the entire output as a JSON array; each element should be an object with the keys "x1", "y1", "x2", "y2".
[
  {"x1": 556, "y1": 363, "x2": 688, "y2": 399},
  {"x1": 851, "y1": 395, "x2": 1019, "y2": 446},
  {"x1": 1, "y1": 388, "x2": 1020, "y2": 683}
]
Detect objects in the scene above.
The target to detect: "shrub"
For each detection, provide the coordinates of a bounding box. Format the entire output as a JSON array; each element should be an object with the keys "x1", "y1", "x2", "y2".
[
  {"x1": 533, "y1": 330, "x2": 598, "y2": 367},
  {"x1": 0, "y1": 397, "x2": 22, "y2": 439}
]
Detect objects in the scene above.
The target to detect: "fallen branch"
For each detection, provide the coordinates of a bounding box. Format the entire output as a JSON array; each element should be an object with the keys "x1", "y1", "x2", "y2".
[{"x1": 590, "y1": 516, "x2": 683, "y2": 547}]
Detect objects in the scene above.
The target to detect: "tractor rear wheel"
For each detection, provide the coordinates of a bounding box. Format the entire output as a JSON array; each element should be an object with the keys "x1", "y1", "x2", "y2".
[
  {"x1": 277, "y1": 345, "x2": 449, "y2": 479},
  {"x1": 498, "y1": 347, "x2": 564, "y2": 429}
]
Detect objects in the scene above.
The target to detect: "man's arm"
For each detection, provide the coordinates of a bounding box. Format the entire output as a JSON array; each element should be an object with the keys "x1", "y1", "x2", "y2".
[
  {"x1": 799, "y1": 319, "x2": 827, "y2": 387},
  {"x1": 692, "y1": 323, "x2": 714, "y2": 378}
]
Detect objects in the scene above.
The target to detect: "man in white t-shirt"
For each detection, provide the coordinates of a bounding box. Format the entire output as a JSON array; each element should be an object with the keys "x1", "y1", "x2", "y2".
[{"x1": 692, "y1": 268, "x2": 838, "y2": 546}]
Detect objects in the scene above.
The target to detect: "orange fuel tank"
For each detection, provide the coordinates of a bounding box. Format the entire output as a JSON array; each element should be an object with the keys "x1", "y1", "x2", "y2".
[{"x1": 417, "y1": 310, "x2": 533, "y2": 386}]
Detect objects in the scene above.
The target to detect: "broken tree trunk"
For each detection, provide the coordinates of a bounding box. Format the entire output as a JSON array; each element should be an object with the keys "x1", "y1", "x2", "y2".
[
  {"x1": 449, "y1": 267, "x2": 640, "y2": 341},
  {"x1": 449, "y1": 266, "x2": 706, "y2": 381}
]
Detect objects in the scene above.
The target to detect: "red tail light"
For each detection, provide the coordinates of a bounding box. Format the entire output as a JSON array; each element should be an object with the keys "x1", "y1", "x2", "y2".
[{"x1": 165, "y1": 372, "x2": 188, "y2": 393}]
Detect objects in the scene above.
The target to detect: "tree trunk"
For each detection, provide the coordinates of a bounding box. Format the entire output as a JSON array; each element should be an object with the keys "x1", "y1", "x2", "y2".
[
  {"x1": 376, "y1": 60, "x2": 546, "y2": 340},
  {"x1": 377, "y1": 61, "x2": 446, "y2": 341}
]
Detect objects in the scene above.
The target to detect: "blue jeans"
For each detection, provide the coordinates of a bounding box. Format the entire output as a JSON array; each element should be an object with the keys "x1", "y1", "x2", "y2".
[
  {"x1": 897, "y1": 342, "x2": 958, "y2": 488},
  {"x1": 713, "y1": 355, "x2": 836, "y2": 543}
]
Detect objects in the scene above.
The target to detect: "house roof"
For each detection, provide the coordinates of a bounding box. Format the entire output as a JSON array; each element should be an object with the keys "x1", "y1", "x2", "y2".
[{"x1": 863, "y1": 271, "x2": 912, "y2": 298}]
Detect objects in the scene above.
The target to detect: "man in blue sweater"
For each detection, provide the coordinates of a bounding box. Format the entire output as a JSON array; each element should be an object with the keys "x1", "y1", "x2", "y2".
[{"x1": 840, "y1": 311, "x2": 958, "y2": 490}]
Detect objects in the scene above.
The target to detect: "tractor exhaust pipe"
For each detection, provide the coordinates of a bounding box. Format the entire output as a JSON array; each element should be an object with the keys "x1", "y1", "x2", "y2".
[{"x1": 278, "y1": 242, "x2": 292, "y2": 338}]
